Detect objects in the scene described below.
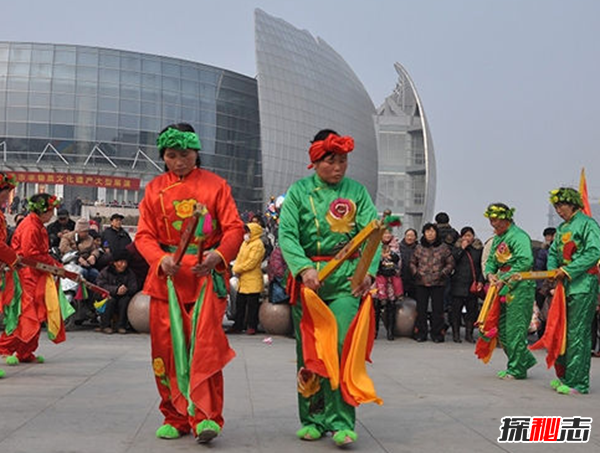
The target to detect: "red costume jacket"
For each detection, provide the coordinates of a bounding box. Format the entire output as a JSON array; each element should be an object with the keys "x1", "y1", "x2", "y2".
[{"x1": 136, "y1": 168, "x2": 245, "y2": 302}]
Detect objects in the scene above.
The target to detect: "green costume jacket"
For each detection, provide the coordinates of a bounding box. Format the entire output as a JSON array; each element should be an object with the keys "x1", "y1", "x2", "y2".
[
  {"x1": 547, "y1": 210, "x2": 600, "y2": 296},
  {"x1": 278, "y1": 173, "x2": 380, "y2": 301}
]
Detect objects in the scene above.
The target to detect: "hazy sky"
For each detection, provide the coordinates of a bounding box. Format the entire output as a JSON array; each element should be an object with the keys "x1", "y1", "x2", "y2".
[{"x1": 3, "y1": 0, "x2": 600, "y2": 239}]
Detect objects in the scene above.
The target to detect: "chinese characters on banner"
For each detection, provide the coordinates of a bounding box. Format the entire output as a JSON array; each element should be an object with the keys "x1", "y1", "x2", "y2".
[{"x1": 11, "y1": 172, "x2": 141, "y2": 190}]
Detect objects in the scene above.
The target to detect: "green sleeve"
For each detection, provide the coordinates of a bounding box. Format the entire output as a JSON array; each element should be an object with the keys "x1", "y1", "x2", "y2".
[
  {"x1": 278, "y1": 184, "x2": 314, "y2": 278},
  {"x1": 563, "y1": 218, "x2": 600, "y2": 280},
  {"x1": 547, "y1": 234, "x2": 560, "y2": 271},
  {"x1": 484, "y1": 237, "x2": 499, "y2": 276}
]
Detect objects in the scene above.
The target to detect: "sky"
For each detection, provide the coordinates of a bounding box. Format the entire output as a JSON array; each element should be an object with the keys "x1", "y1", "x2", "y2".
[{"x1": 3, "y1": 0, "x2": 600, "y2": 240}]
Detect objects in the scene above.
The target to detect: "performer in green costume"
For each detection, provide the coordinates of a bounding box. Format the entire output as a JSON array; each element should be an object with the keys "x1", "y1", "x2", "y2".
[
  {"x1": 484, "y1": 203, "x2": 537, "y2": 379},
  {"x1": 279, "y1": 129, "x2": 379, "y2": 447},
  {"x1": 547, "y1": 187, "x2": 600, "y2": 394}
]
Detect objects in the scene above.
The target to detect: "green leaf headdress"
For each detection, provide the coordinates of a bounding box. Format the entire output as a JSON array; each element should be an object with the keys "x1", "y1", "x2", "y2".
[
  {"x1": 549, "y1": 187, "x2": 583, "y2": 208},
  {"x1": 483, "y1": 203, "x2": 515, "y2": 221},
  {"x1": 28, "y1": 194, "x2": 61, "y2": 214},
  {"x1": 156, "y1": 128, "x2": 202, "y2": 152}
]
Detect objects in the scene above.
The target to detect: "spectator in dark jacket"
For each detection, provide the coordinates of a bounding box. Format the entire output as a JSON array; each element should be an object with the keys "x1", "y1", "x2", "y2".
[
  {"x1": 125, "y1": 241, "x2": 150, "y2": 290},
  {"x1": 96, "y1": 249, "x2": 138, "y2": 334},
  {"x1": 101, "y1": 213, "x2": 132, "y2": 255},
  {"x1": 399, "y1": 228, "x2": 418, "y2": 298},
  {"x1": 450, "y1": 227, "x2": 484, "y2": 343},
  {"x1": 410, "y1": 223, "x2": 454, "y2": 342},
  {"x1": 46, "y1": 209, "x2": 75, "y2": 248}
]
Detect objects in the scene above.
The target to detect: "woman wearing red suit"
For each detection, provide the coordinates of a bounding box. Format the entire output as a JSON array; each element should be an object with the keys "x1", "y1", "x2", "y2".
[
  {"x1": 136, "y1": 123, "x2": 244, "y2": 443},
  {"x1": 0, "y1": 173, "x2": 20, "y2": 377},
  {"x1": 0, "y1": 193, "x2": 62, "y2": 365}
]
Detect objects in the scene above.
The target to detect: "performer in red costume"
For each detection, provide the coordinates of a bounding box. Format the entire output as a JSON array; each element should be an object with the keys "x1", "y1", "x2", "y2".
[
  {"x1": 0, "y1": 193, "x2": 63, "y2": 365},
  {"x1": 136, "y1": 123, "x2": 244, "y2": 444},
  {"x1": 0, "y1": 172, "x2": 20, "y2": 378}
]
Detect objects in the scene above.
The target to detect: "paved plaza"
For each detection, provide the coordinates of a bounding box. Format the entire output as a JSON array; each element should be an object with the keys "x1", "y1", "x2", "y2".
[{"x1": 0, "y1": 329, "x2": 599, "y2": 453}]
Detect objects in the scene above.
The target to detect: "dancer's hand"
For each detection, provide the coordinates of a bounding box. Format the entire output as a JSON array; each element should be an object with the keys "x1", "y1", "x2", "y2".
[
  {"x1": 192, "y1": 251, "x2": 222, "y2": 276},
  {"x1": 160, "y1": 255, "x2": 181, "y2": 277},
  {"x1": 301, "y1": 268, "x2": 321, "y2": 291},
  {"x1": 351, "y1": 275, "x2": 373, "y2": 298},
  {"x1": 553, "y1": 268, "x2": 567, "y2": 281}
]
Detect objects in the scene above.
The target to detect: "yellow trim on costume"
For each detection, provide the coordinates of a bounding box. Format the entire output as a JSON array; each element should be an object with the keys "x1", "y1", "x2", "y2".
[
  {"x1": 560, "y1": 267, "x2": 572, "y2": 280},
  {"x1": 308, "y1": 195, "x2": 322, "y2": 255},
  {"x1": 158, "y1": 180, "x2": 183, "y2": 242},
  {"x1": 213, "y1": 249, "x2": 228, "y2": 273}
]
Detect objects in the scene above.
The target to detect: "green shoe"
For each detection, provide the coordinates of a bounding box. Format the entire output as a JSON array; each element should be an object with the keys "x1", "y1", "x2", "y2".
[
  {"x1": 550, "y1": 379, "x2": 562, "y2": 390},
  {"x1": 6, "y1": 355, "x2": 19, "y2": 366},
  {"x1": 195, "y1": 420, "x2": 221, "y2": 444},
  {"x1": 296, "y1": 425, "x2": 322, "y2": 441},
  {"x1": 556, "y1": 384, "x2": 580, "y2": 395},
  {"x1": 0, "y1": 368, "x2": 5, "y2": 378},
  {"x1": 332, "y1": 429, "x2": 357, "y2": 447},
  {"x1": 155, "y1": 424, "x2": 181, "y2": 439},
  {"x1": 496, "y1": 370, "x2": 515, "y2": 380}
]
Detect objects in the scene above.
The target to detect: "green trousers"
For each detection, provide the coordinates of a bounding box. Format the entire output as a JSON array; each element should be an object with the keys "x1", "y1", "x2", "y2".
[
  {"x1": 555, "y1": 290, "x2": 598, "y2": 393},
  {"x1": 292, "y1": 294, "x2": 359, "y2": 433},
  {"x1": 498, "y1": 282, "x2": 537, "y2": 378}
]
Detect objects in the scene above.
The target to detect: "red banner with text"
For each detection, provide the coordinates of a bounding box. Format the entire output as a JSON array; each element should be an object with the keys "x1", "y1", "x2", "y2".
[{"x1": 11, "y1": 172, "x2": 140, "y2": 190}]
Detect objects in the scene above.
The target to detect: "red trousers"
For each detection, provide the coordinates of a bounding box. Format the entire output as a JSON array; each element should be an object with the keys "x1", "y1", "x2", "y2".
[
  {"x1": 149, "y1": 297, "x2": 227, "y2": 433},
  {"x1": 0, "y1": 279, "x2": 44, "y2": 362}
]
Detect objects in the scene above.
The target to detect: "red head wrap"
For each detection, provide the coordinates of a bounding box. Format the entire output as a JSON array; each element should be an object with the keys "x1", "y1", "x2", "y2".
[{"x1": 308, "y1": 134, "x2": 354, "y2": 169}]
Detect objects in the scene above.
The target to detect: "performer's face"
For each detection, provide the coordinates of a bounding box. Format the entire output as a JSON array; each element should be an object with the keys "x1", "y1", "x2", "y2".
[
  {"x1": 489, "y1": 218, "x2": 510, "y2": 235},
  {"x1": 163, "y1": 148, "x2": 198, "y2": 177},
  {"x1": 39, "y1": 210, "x2": 54, "y2": 224},
  {"x1": 554, "y1": 203, "x2": 576, "y2": 221},
  {"x1": 314, "y1": 154, "x2": 347, "y2": 184}
]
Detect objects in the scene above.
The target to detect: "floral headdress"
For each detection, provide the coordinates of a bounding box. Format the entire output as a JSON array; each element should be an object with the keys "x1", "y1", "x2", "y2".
[
  {"x1": 549, "y1": 187, "x2": 583, "y2": 208},
  {"x1": 0, "y1": 172, "x2": 18, "y2": 191},
  {"x1": 483, "y1": 203, "x2": 515, "y2": 221},
  {"x1": 156, "y1": 128, "x2": 202, "y2": 152},
  {"x1": 28, "y1": 194, "x2": 61, "y2": 214}
]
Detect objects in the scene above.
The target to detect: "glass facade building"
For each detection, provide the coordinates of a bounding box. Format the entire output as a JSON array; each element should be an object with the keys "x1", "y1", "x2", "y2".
[
  {"x1": 374, "y1": 63, "x2": 436, "y2": 231},
  {"x1": 0, "y1": 42, "x2": 261, "y2": 211},
  {"x1": 255, "y1": 9, "x2": 378, "y2": 200}
]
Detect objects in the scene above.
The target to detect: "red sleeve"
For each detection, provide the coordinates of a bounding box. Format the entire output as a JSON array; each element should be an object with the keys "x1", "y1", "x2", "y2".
[
  {"x1": 0, "y1": 213, "x2": 17, "y2": 266},
  {"x1": 135, "y1": 181, "x2": 167, "y2": 267}
]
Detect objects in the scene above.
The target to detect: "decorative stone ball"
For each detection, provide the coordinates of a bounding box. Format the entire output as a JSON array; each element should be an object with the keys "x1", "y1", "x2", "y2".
[
  {"x1": 395, "y1": 297, "x2": 417, "y2": 337},
  {"x1": 259, "y1": 302, "x2": 292, "y2": 336},
  {"x1": 127, "y1": 291, "x2": 150, "y2": 333}
]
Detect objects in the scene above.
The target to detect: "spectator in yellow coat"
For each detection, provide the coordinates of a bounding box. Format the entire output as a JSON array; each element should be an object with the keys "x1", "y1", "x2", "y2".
[{"x1": 229, "y1": 223, "x2": 266, "y2": 334}]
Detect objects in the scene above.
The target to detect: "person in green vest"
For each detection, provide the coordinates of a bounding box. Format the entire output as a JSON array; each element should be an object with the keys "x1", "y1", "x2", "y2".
[
  {"x1": 484, "y1": 203, "x2": 537, "y2": 379},
  {"x1": 547, "y1": 187, "x2": 600, "y2": 394},
  {"x1": 278, "y1": 129, "x2": 379, "y2": 447}
]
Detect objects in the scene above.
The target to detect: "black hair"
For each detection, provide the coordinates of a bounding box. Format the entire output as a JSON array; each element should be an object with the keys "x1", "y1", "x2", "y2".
[
  {"x1": 404, "y1": 228, "x2": 418, "y2": 237},
  {"x1": 422, "y1": 222, "x2": 438, "y2": 235},
  {"x1": 311, "y1": 129, "x2": 339, "y2": 143},
  {"x1": 543, "y1": 227, "x2": 557, "y2": 236},
  {"x1": 460, "y1": 226, "x2": 475, "y2": 237},
  {"x1": 420, "y1": 222, "x2": 441, "y2": 246},
  {"x1": 434, "y1": 212, "x2": 450, "y2": 224},
  {"x1": 158, "y1": 122, "x2": 201, "y2": 170}
]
